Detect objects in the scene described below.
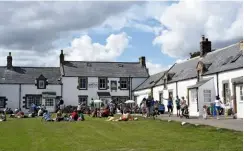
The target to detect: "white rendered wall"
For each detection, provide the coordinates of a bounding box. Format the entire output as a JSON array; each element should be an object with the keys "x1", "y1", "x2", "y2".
[
  {"x1": 133, "y1": 88, "x2": 151, "y2": 105},
  {"x1": 21, "y1": 84, "x2": 61, "y2": 113},
  {"x1": 62, "y1": 77, "x2": 144, "y2": 106},
  {"x1": 0, "y1": 84, "x2": 19, "y2": 110}
]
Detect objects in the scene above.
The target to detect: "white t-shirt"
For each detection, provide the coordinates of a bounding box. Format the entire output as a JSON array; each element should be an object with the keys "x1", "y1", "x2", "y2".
[{"x1": 215, "y1": 100, "x2": 221, "y2": 107}]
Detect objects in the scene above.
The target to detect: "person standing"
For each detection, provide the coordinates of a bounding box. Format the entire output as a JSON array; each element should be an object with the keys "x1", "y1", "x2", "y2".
[
  {"x1": 146, "y1": 97, "x2": 151, "y2": 117},
  {"x1": 175, "y1": 96, "x2": 181, "y2": 117},
  {"x1": 167, "y1": 96, "x2": 173, "y2": 117},
  {"x1": 180, "y1": 97, "x2": 186, "y2": 117},
  {"x1": 215, "y1": 96, "x2": 222, "y2": 120}
]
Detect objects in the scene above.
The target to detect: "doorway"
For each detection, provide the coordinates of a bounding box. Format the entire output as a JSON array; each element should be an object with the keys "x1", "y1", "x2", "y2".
[
  {"x1": 223, "y1": 83, "x2": 230, "y2": 104},
  {"x1": 188, "y1": 88, "x2": 198, "y2": 116},
  {"x1": 236, "y1": 84, "x2": 243, "y2": 118}
]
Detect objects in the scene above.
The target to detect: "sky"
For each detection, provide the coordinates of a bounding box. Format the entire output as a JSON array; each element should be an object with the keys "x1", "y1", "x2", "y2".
[{"x1": 0, "y1": 1, "x2": 243, "y2": 75}]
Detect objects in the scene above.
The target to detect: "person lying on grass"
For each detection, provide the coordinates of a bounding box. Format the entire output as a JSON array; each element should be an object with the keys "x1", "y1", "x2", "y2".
[{"x1": 106, "y1": 112, "x2": 138, "y2": 121}]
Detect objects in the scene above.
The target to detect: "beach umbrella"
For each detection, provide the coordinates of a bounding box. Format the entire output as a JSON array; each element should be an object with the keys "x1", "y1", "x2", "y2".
[{"x1": 125, "y1": 100, "x2": 135, "y2": 104}]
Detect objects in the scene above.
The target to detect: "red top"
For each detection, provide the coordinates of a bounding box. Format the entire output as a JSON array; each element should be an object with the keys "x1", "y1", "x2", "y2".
[{"x1": 71, "y1": 112, "x2": 78, "y2": 120}]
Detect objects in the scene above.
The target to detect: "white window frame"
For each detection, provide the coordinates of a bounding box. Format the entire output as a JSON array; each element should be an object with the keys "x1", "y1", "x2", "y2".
[
  {"x1": 120, "y1": 78, "x2": 128, "y2": 89},
  {"x1": 78, "y1": 96, "x2": 88, "y2": 106},
  {"x1": 26, "y1": 95, "x2": 42, "y2": 108},
  {"x1": 38, "y1": 80, "x2": 45, "y2": 89},
  {"x1": 99, "y1": 78, "x2": 107, "y2": 89},
  {"x1": 203, "y1": 90, "x2": 211, "y2": 102},
  {"x1": 45, "y1": 98, "x2": 54, "y2": 106},
  {"x1": 79, "y1": 77, "x2": 87, "y2": 89}
]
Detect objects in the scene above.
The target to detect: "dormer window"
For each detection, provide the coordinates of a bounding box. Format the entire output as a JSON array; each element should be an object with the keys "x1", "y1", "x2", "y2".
[
  {"x1": 38, "y1": 80, "x2": 45, "y2": 89},
  {"x1": 35, "y1": 74, "x2": 48, "y2": 89}
]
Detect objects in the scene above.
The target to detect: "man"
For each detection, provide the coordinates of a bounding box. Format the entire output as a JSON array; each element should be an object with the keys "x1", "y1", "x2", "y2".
[
  {"x1": 215, "y1": 96, "x2": 222, "y2": 120},
  {"x1": 167, "y1": 96, "x2": 173, "y2": 117},
  {"x1": 175, "y1": 96, "x2": 181, "y2": 117},
  {"x1": 146, "y1": 97, "x2": 151, "y2": 117}
]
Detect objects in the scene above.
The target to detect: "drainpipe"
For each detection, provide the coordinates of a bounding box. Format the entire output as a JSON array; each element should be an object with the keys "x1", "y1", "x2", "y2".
[
  {"x1": 129, "y1": 76, "x2": 132, "y2": 100},
  {"x1": 216, "y1": 73, "x2": 219, "y2": 96},
  {"x1": 176, "y1": 81, "x2": 178, "y2": 97},
  {"x1": 19, "y1": 84, "x2": 21, "y2": 109},
  {"x1": 61, "y1": 83, "x2": 63, "y2": 98}
]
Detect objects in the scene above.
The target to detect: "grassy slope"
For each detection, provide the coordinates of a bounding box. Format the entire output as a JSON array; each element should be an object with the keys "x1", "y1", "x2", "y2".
[{"x1": 0, "y1": 116, "x2": 242, "y2": 151}]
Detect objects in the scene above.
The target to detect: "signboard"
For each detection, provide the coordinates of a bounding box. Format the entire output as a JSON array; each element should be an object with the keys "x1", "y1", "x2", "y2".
[
  {"x1": 110, "y1": 81, "x2": 117, "y2": 90},
  {"x1": 88, "y1": 82, "x2": 98, "y2": 88}
]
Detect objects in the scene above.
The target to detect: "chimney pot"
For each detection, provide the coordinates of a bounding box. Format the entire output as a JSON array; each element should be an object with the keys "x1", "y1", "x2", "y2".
[
  {"x1": 240, "y1": 40, "x2": 243, "y2": 51},
  {"x1": 60, "y1": 50, "x2": 65, "y2": 64},
  {"x1": 139, "y1": 56, "x2": 146, "y2": 67},
  {"x1": 7, "y1": 52, "x2": 13, "y2": 69},
  {"x1": 202, "y1": 35, "x2": 205, "y2": 41},
  {"x1": 200, "y1": 36, "x2": 211, "y2": 57}
]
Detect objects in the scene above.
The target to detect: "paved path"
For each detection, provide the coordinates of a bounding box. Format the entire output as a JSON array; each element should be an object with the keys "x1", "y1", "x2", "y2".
[{"x1": 156, "y1": 114, "x2": 243, "y2": 131}]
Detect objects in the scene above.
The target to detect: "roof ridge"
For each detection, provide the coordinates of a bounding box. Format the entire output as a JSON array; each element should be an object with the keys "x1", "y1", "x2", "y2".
[
  {"x1": 65, "y1": 60, "x2": 140, "y2": 64},
  {"x1": 207, "y1": 42, "x2": 239, "y2": 55}
]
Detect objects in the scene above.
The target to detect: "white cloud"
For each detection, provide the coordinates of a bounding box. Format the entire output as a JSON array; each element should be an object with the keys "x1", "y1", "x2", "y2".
[
  {"x1": 153, "y1": 1, "x2": 243, "y2": 58},
  {"x1": 146, "y1": 61, "x2": 168, "y2": 75},
  {"x1": 64, "y1": 32, "x2": 129, "y2": 61}
]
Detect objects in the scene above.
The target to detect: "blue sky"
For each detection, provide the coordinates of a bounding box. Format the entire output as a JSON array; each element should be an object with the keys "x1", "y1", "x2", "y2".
[{"x1": 0, "y1": 1, "x2": 242, "y2": 75}]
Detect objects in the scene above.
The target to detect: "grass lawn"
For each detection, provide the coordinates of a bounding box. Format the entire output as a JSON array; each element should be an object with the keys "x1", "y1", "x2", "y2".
[{"x1": 0, "y1": 116, "x2": 242, "y2": 151}]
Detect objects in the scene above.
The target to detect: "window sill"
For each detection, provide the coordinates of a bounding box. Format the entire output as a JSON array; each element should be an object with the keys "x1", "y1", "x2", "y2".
[
  {"x1": 120, "y1": 88, "x2": 129, "y2": 90},
  {"x1": 78, "y1": 88, "x2": 87, "y2": 90}
]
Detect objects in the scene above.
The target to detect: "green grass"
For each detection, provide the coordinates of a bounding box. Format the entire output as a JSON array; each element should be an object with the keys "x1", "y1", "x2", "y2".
[{"x1": 0, "y1": 116, "x2": 242, "y2": 151}]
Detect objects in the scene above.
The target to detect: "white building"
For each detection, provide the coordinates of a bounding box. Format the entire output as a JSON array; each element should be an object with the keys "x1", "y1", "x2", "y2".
[
  {"x1": 59, "y1": 50, "x2": 149, "y2": 106},
  {"x1": 134, "y1": 36, "x2": 243, "y2": 118},
  {"x1": 0, "y1": 53, "x2": 62, "y2": 113},
  {"x1": 0, "y1": 51, "x2": 149, "y2": 112}
]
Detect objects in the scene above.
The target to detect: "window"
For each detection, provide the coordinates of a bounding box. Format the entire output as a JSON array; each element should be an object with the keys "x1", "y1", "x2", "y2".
[
  {"x1": 159, "y1": 92, "x2": 163, "y2": 104},
  {"x1": 231, "y1": 53, "x2": 242, "y2": 63},
  {"x1": 110, "y1": 81, "x2": 117, "y2": 90},
  {"x1": 120, "y1": 78, "x2": 128, "y2": 89},
  {"x1": 134, "y1": 96, "x2": 137, "y2": 104},
  {"x1": 26, "y1": 95, "x2": 42, "y2": 108},
  {"x1": 78, "y1": 77, "x2": 87, "y2": 89},
  {"x1": 78, "y1": 96, "x2": 88, "y2": 106},
  {"x1": 99, "y1": 77, "x2": 107, "y2": 89},
  {"x1": 45, "y1": 98, "x2": 54, "y2": 106},
  {"x1": 38, "y1": 80, "x2": 45, "y2": 89},
  {"x1": 240, "y1": 85, "x2": 243, "y2": 101},
  {"x1": 204, "y1": 90, "x2": 211, "y2": 102},
  {"x1": 223, "y1": 83, "x2": 230, "y2": 104},
  {"x1": 0, "y1": 97, "x2": 5, "y2": 108}
]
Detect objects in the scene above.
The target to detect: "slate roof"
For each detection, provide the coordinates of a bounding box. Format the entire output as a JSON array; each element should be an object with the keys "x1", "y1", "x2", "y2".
[
  {"x1": 187, "y1": 78, "x2": 212, "y2": 89},
  {"x1": 61, "y1": 61, "x2": 149, "y2": 78},
  {"x1": 155, "y1": 42, "x2": 243, "y2": 86},
  {"x1": 134, "y1": 70, "x2": 166, "y2": 91},
  {"x1": 0, "y1": 67, "x2": 61, "y2": 84},
  {"x1": 201, "y1": 43, "x2": 243, "y2": 75}
]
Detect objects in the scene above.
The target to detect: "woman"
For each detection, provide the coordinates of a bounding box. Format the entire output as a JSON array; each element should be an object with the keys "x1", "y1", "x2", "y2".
[
  {"x1": 215, "y1": 96, "x2": 222, "y2": 120},
  {"x1": 180, "y1": 97, "x2": 186, "y2": 117}
]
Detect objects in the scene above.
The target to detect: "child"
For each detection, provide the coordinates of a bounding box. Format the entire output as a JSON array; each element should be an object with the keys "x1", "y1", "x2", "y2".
[
  {"x1": 0, "y1": 111, "x2": 6, "y2": 122},
  {"x1": 71, "y1": 110, "x2": 78, "y2": 121},
  {"x1": 203, "y1": 105, "x2": 207, "y2": 119},
  {"x1": 78, "y1": 112, "x2": 85, "y2": 121}
]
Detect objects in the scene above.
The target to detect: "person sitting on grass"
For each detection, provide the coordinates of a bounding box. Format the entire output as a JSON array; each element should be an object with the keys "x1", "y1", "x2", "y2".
[
  {"x1": 70, "y1": 110, "x2": 78, "y2": 121},
  {"x1": 78, "y1": 111, "x2": 85, "y2": 121},
  {"x1": 0, "y1": 111, "x2": 6, "y2": 122},
  {"x1": 16, "y1": 111, "x2": 25, "y2": 118},
  {"x1": 101, "y1": 107, "x2": 110, "y2": 117},
  {"x1": 56, "y1": 110, "x2": 64, "y2": 122},
  {"x1": 42, "y1": 112, "x2": 54, "y2": 122},
  {"x1": 91, "y1": 108, "x2": 98, "y2": 117}
]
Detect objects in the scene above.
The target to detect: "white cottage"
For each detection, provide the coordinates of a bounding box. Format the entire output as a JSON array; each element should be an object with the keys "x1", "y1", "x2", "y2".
[
  {"x1": 148, "y1": 36, "x2": 243, "y2": 118},
  {"x1": 133, "y1": 71, "x2": 166, "y2": 105},
  {"x1": 0, "y1": 53, "x2": 62, "y2": 113},
  {"x1": 59, "y1": 50, "x2": 149, "y2": 106}
]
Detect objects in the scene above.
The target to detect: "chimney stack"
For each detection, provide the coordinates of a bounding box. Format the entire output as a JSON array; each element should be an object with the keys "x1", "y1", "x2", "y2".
[
  {"x1": 7, "y1": 52, "x2": 12, "y2": 69},
  {"x1": 200, "y1": 35, "x2": 211, "y2": 57},
  {"x1": 139, "y1": 56, "x2": 146, "y2": 67},
  {"x1": 60, "y1": 50, "x2": 64, "y2": 64}
]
